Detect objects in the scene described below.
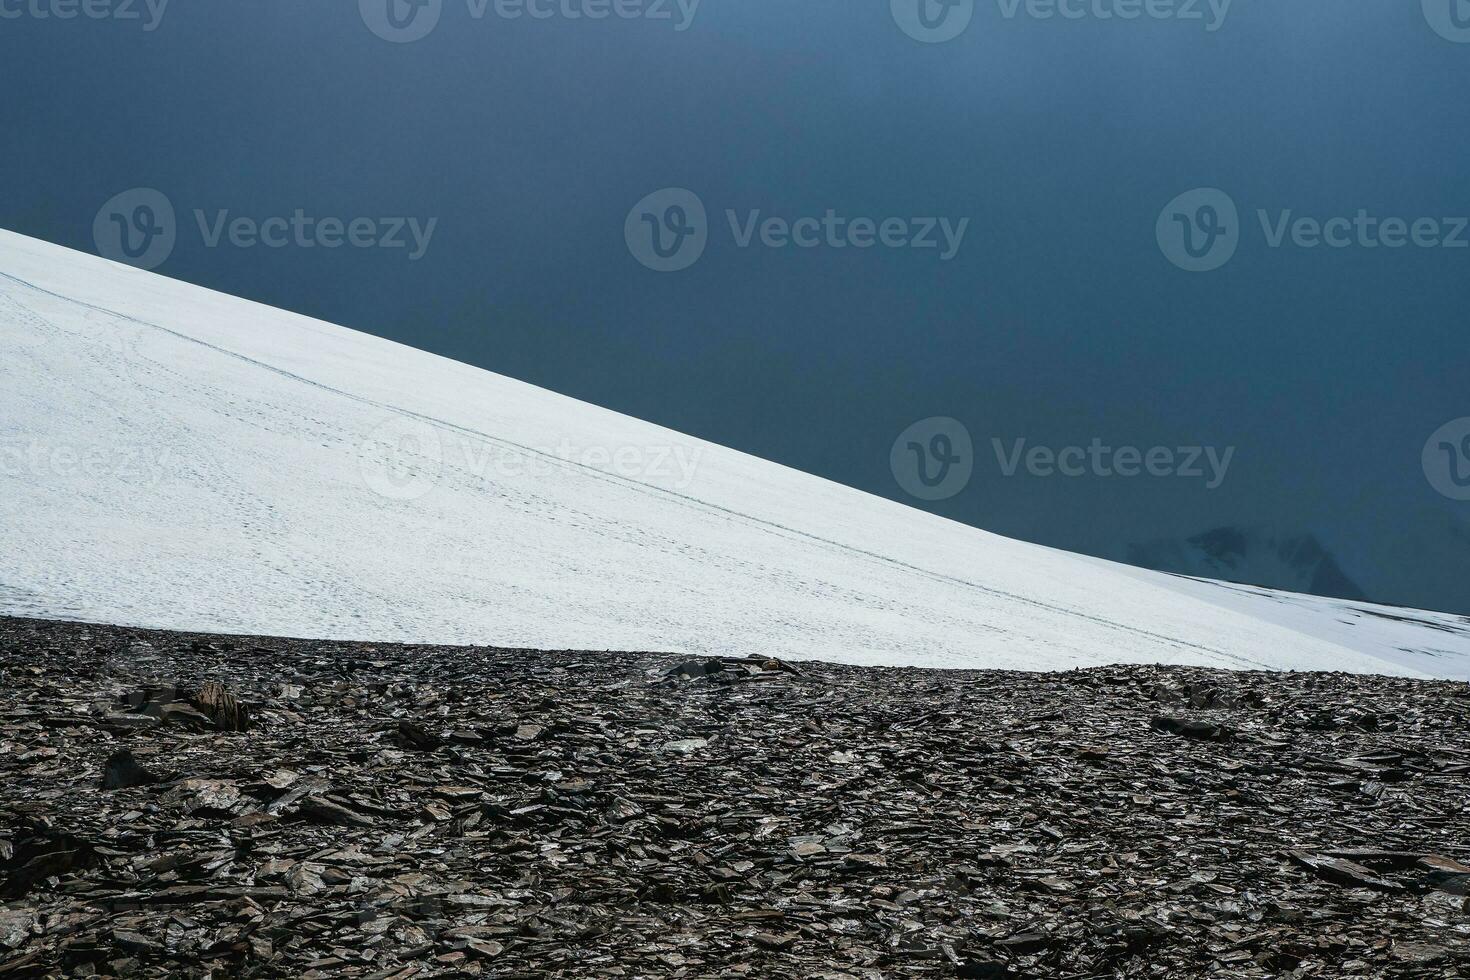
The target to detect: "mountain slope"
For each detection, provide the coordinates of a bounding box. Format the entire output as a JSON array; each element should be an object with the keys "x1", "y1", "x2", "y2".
[
  {"x1": 1128, "y1": 526, "x2": 1370, "y2": 604},
  {"x1": 2, "y1": 231, "x2": 1468, "y2": 678}
]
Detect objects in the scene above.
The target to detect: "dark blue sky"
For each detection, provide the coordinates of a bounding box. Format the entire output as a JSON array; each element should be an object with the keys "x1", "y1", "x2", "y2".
[{"x1": 3, "y1": 1, "x2": 1468, "y2": 612}]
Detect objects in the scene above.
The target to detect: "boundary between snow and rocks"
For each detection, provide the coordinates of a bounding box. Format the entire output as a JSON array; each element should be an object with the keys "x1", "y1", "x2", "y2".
[
  {"x1": 0, "y1": 610, "x2": 1458, "y2": 683},
  {"x1": 2, "y1": 614, "x2": 1469, "y2": 978}
]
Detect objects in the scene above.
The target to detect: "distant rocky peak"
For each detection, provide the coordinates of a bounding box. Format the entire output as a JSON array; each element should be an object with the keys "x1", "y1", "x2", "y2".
[{"x1": 1128, "y1": 526, "x2": 1369, "y2": 604}]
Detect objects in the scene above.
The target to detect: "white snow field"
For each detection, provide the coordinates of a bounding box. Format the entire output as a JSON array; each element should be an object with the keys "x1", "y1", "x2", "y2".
[{"x1": 2, "y1": 231, "x2": 1468, "y2": 679}]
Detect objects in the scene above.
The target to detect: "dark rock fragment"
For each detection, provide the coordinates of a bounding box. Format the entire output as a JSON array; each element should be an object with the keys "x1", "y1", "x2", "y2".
[
  {"x1": 996, "y1": 930, "x2": 1051, "y2": 955},
  {"x1": 396, "y1": 720, "x2": 443, "y2": 750},
  {"x1": 665, "y1": 658, "x2": 725, "y2": 680},
  {"x1": 0, "y1": 821, "x2": 96, "y2": 899},
  {"x1": 1286, "y1": 851, "x2": 1404, "y2": 892},
  {"x1": 1149, "y1": 715, "x2": 1233, "y2": 741},
  {"x1": 100, "y1": 750, "x2": 156, "y2": 790},
  {"x1": 1420, "y1": 855, "x2": 1470, "y2": 895},
  {"x1": 295, "y1": 795, "x2": 375, "y2": 828},
  {"x1": 956, "y1": 958, "x2": 1014, "y2": 979}
]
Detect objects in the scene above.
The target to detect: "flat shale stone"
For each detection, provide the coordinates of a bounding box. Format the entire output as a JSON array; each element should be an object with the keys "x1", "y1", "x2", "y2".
[{"x1": 100, "y1": 750, "x2": 156, "y2": 791}]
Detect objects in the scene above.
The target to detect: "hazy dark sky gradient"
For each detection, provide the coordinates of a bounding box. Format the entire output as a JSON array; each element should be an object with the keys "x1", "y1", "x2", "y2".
[{"x1": 3, "y1": 1, "x2": 1467, "y2": 612}]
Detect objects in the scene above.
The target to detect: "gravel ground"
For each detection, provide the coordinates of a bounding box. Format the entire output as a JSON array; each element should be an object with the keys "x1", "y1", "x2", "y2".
[{"x1": 2, "y1": 615, "x2": 1469, "y2": 979}]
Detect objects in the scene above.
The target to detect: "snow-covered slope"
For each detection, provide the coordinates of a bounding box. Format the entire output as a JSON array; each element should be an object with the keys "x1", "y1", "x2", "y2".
[{"x1": 2, "y1": 231, "x2": 1468, "y2": 678}]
